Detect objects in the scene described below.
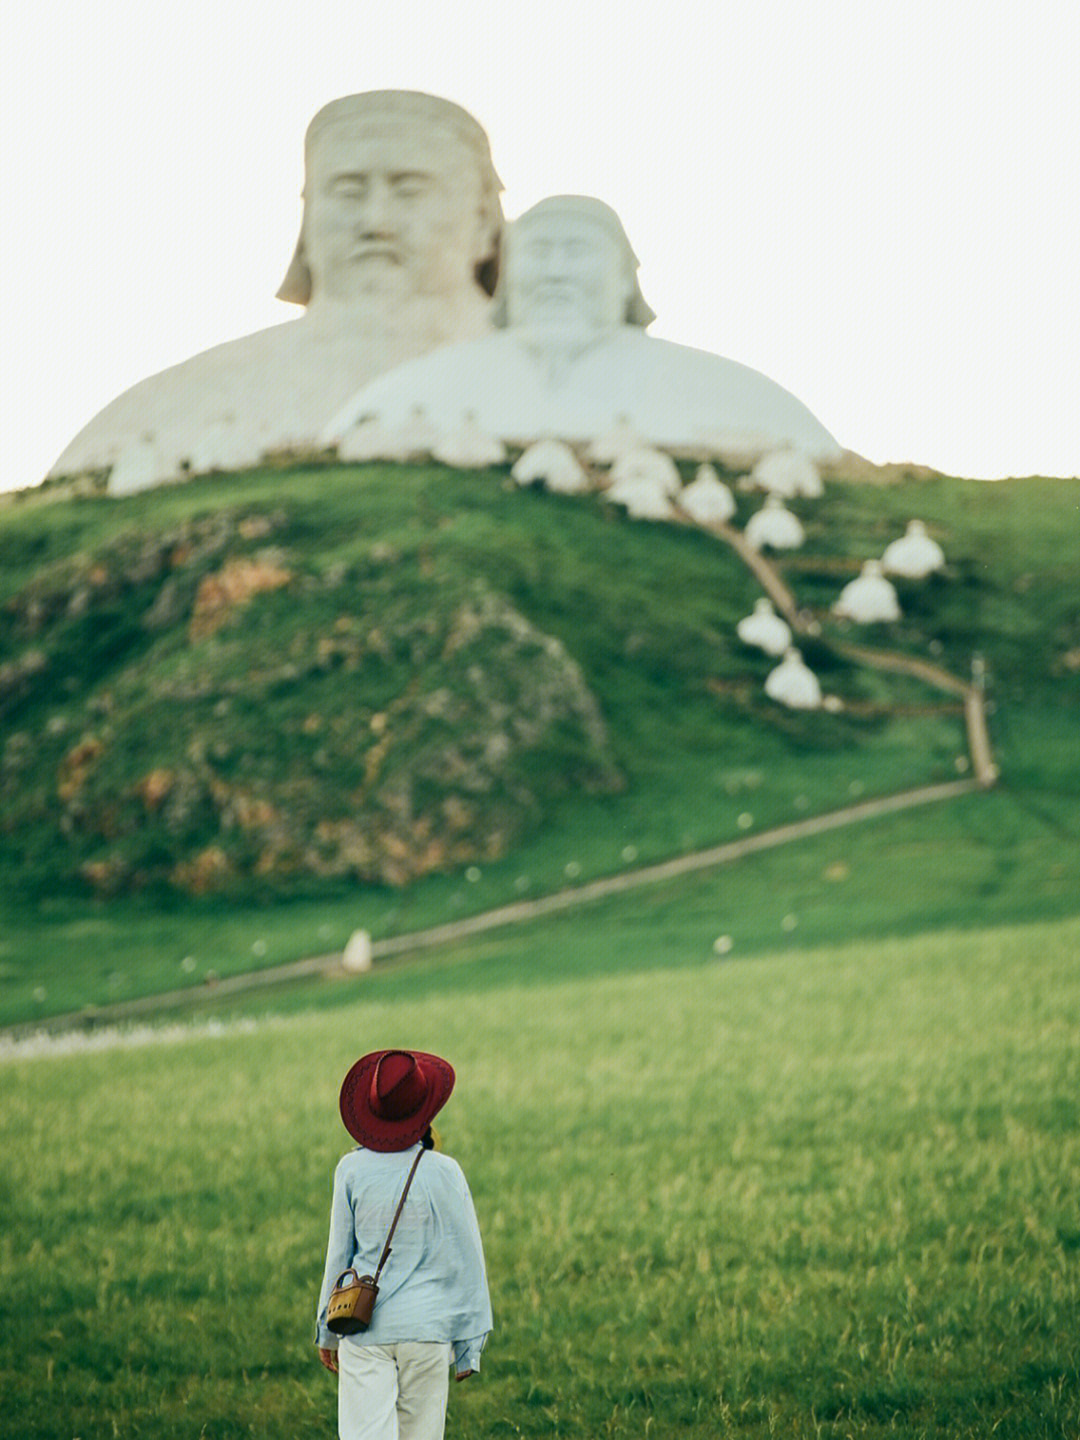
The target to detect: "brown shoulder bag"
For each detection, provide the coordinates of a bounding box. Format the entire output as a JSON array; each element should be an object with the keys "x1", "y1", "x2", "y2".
[{"x1": 326, "y1": 1148, "x2": 424, "y2": 1335}]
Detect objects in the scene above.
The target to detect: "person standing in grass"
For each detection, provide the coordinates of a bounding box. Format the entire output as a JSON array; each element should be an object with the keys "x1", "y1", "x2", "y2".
[{"x1": 316, "y1": 1049, "x2": 492, "y2": 1440}]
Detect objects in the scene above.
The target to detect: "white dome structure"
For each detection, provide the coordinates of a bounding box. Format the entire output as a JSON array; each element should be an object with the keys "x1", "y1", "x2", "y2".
[
  {"x1": 396, "y1": 405, "x2": 445, "y2": 460},
  {"x1": 606, "y1": 478, "x2": 677, "y2": 521},
  {"x1": 750, "y1": 448, "x2": 824, "y2": 499},
  {"x1": 833, "y1": 560, "x2": 902, "y2": 623},
  {"x1": 338, "y1": 416, "x2": 416, "y2": 464},
  {"x1": 512, "y1": 440, "x2": 590, "y2": 494},
  {"x1": 607, "y1": 446, "x2": 682, "y2": 496},
  {"x1": 737, "y1": 598, "x2": 793, "y2": 656},
  {"x1": 679, "y1": 464, "x2": 737, "y2": 523},
  {"x1": 882, "y1": 520, "x2": 946, "y2": 578},
  {"x1": 186, "y1": 417, "x2": 270, "y2": 475},
  {"x1": 764, "y1": 648, "x2": 822, "y2": 710},
  {"x1": 431, "y1": 412, "x2": 507, "y2": 469},
  {"x1": 340, "y1": 405, "x2": 447, "y2": 464},
  {"x1": 587, "y1": 416, "x2": 648, "y2": 465},
  {"x1": 745, "y1": 495, "x2": 805, "y2": 551}
]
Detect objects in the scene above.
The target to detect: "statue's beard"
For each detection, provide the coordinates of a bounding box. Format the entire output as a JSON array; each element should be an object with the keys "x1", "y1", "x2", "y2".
[
  {"x1": 304, "y1": 274, "x2": 491, "y2": 353},
  {"x1": 516, "y1": 314, "x2": 611, "y2": 384},
  {"x1": 309, "y1": 257, "x2": 481, "y2": 308}
]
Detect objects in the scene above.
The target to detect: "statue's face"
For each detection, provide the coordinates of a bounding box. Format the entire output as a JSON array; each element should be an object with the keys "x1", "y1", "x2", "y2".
[
  {"x1": 506, "y1": 216, "x2": 632, "y2": 331},
  {"x1": 304, "y1": 123, "x2": 493, "y2": 303}
]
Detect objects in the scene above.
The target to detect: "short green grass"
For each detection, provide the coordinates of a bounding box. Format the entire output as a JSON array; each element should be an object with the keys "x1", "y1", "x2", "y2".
[
  {"x1": 2, "y1": 894, "x2": 1078, "y2": 1438},
  {"x1": 2, "y1": 777, "x2": 1078, "y2": 1028}
]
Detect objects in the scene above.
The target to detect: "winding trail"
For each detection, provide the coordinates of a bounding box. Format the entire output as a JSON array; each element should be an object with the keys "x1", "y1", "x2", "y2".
[
  {"x1": 3, "y1": 776, "x2": 981, "y2": 1043},
  {"x1": 6, "y1": 488, "x2": 999, "y2": 1046}
]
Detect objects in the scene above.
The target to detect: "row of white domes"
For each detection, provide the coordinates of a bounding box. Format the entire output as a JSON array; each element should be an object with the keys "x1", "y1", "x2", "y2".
[{"x1": 341, "y1": 419, "x2": 949, "y2": 709}]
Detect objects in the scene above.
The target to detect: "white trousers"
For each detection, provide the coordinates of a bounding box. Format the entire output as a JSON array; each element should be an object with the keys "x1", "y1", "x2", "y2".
[{"x1": 338, "y1": 1341, "x2": 452, "y2": 1440}]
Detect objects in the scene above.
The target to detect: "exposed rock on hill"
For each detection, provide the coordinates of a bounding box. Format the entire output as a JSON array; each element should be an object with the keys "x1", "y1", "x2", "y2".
[{"x1": 2, "y1": 511, "x2": 620, "y2": 894}]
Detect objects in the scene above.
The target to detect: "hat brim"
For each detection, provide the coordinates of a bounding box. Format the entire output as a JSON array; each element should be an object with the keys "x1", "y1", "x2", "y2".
[{"x1": 339, "y1": 1050, "x2": 456, "y2": 1151}]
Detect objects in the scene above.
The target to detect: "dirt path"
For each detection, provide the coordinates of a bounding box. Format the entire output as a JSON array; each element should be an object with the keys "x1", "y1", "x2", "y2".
[{"x1": 3, "y1": 777, "x2": 981, "y2": 1042}]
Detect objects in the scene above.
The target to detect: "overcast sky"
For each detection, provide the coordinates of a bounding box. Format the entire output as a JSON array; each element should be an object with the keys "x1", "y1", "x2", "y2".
[{"x1": 2, "y1": 0, "x2": 1077, "y2": 491}]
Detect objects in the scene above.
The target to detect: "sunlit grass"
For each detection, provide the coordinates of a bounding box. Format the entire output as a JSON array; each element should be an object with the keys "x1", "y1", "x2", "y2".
[{"x1": 2, "y1": 907, "x2": 1078, "y2": 1437}]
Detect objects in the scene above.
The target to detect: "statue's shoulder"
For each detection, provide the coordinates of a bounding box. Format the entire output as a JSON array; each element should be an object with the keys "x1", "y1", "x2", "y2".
[
  {"x1": 49, "y1": 320, "x2": 301, "y2": 475},
  {"x1": 325, "y1": 330, "x2": 520, "y2": 437}
]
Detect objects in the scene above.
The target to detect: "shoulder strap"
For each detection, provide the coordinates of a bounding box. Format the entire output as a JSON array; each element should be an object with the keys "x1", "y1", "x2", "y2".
[{"x1": 373, "y1": 1147, "x2": 424, "y2": 1284}]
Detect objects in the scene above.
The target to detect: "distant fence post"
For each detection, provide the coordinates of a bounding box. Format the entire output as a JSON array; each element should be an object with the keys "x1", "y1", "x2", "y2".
[{"x1": 965, "y1": 654, "x2": 999, "y2": 788}]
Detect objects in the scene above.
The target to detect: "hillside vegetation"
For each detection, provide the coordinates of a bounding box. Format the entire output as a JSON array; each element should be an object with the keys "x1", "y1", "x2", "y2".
[
  {"x1": 1, "y1": 461, "x2": 1077, "y2": 1031},
  {"x1": 3, "y1": 461, "x2": 1075, "y2": 901}
]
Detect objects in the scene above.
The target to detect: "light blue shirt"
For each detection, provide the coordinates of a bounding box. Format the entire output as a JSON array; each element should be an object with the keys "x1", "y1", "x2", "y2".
[{"x1": 316, "y1": 1144, "x2": 492, "y2": 1376}]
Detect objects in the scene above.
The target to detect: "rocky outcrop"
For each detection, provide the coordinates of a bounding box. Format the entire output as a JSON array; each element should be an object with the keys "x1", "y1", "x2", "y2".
[{"x1": 1, "y1": 513, "x2": 620, "y2": 894}]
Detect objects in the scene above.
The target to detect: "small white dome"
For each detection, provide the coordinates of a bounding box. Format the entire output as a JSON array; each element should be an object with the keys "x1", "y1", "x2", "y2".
[
  {"x1": 833, "y1": 559, "x2": 902, "y2": 623},
  {"x1": 397, "y1": 405, "x2": 445, "y2": 459},
  {"x1": 882, "y1": 520, "x2": 946, "y2": 578},
  {"x1": 512, "y1": 440, "x2": 590, "y2": 494},
  {"x1": 750, "y1": 448, "x2": 823, "y2": 499},
  {"x1": 606, "y1": 477, "x2": 677, "y2": 521},
  {"x1": 764, "y1": 648, "x2": 822, "y2": 709},
  {"x1": 432, "y1": 412, "x2": 507, "y2": 469},
  {"x1": 608, "y1": 445, "x2": 682, "y2": 497},
  {"x1": 587, "y1": 415, "x2": 647, "y2": 465},
  {"x1": 745, "y1": 495, "x2": 805, "y2": 551},
  {"x1": 737, "y1": 597, "x2": 792, "y2": 656},
  {"x1": 186, "y1": 416, "x2": 256, "y2": 475},
  {"x1": 679, "y1": 464, "x2": 737, "y2": 523},
  {"x1": 337, "y1": 416, "x2": 415, "y2": 464}
]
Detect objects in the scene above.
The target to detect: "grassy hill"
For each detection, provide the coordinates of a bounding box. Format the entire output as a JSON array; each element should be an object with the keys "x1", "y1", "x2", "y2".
[{"x1": 1, "y1": 460, "x2": 1077, "y2": 1022}]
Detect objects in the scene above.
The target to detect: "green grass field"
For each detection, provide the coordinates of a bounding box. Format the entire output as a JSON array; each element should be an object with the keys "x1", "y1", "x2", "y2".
[
  {"x1": 3, "y1": 780, "x2": 1078, "y2": 1029},
  {"x1": 2, "y1": 880, "x2": 1078, "y2": 1438},
  {"x1": 3, "y1": 465, "x2": 1077, "y2": 1435}
]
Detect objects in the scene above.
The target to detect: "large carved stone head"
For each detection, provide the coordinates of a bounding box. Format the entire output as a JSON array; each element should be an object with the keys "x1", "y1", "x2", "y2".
[
  {"x1": 278, "y1": 91, "x2": 503, "y2": 307},
  {"x1": 496, "y1": 195, "x2": 655, "y2": 331}
]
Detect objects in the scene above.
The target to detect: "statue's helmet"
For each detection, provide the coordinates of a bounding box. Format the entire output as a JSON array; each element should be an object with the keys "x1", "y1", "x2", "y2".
[{"x1": 277, "y1": 91, "x2": 504, "y2": 305}]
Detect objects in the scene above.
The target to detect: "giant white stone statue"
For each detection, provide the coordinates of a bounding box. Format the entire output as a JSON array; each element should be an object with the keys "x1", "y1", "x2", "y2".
[
  {"x1": 326, "y1": 195, "x2": 842, "y2": 462},
  {"x1": 49, "y1": 92, "x2": 504, "y2": 491}
]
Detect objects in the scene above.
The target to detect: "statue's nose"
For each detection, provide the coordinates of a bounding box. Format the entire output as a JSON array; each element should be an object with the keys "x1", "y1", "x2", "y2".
[{"x1": 357, "y1": 179, "x2": 393, "y2": 232}]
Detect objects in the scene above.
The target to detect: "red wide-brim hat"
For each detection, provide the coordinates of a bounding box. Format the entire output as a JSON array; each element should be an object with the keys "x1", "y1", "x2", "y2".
[{"x1": 339, "y1": 1049, "x2": 456, "y2": 1151}]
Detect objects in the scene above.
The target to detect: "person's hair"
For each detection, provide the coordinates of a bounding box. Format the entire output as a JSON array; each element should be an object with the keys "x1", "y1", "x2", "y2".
[{"x1": 420, "y1": 1126, "x2": 435, "y2": 1150}]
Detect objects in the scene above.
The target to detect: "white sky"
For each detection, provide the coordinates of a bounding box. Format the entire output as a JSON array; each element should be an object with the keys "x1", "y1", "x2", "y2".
[{"x1": 2, "y1": 0, "x2": 1078, "y2": 491}]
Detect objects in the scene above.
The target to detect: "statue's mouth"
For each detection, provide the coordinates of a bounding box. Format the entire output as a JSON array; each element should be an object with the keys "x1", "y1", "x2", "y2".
[
  {"x1": 529, "y1": 283, "x2": 581, "y2": 307},
  {"x1": 351, "y1": 244, "x2": 402, "y2": 264}
]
